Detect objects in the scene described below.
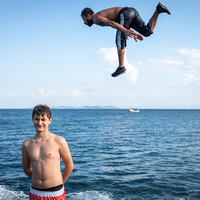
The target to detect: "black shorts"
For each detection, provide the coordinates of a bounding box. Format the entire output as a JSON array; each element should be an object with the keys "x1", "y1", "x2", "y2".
[{"x1": 116, "y1": 7, "x2": 153, "y2": 50}]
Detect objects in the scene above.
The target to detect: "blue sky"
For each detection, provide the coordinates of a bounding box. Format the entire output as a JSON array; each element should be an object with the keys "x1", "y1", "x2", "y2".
[{"x1": 0, "y1": 0, "x2": 200, "y2": 109}]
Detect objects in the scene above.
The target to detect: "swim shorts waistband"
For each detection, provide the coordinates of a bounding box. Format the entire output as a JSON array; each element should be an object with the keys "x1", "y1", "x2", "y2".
[
  {"x1": 32, "y1": 184, "x2": 63, "y2": 191},
  {"x1": 30, "y1": 185, "x2": 65, "y2": 198}
]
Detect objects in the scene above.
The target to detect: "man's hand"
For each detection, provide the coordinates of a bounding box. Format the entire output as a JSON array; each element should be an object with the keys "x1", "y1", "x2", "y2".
[{"x1": 125, "y1": 29, "x2": 143, "y2": 42}]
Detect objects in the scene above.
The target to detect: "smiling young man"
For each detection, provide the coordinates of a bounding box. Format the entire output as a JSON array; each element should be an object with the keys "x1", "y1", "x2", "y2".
[
  {"x1": 22, "y1": 105, "x2": 74, "y2": 200},
  {"x1": 81, "y1": 2, "x2": 171, "y2": 77}
]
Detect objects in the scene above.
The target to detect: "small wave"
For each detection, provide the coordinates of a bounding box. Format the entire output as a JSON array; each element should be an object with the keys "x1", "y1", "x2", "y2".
[
  {"x1": 0, "y1": 185, "x2": 28, "y2": 200},
  {"x1": 66, "y1": 190, "x2": 113, "y2": 200}
]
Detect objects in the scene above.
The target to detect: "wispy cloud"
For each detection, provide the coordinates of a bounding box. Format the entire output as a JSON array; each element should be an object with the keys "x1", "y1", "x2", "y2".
[
  {"x1": 177, "y1": 48, "x2": 200, "y2": 70},
  {"x1": 68, "y1": 90, "x2": 81, "y2": 97},
  {"x1": 63, "y1": 90, "x2": 83, "y2": 97},
  {"x1": 97, "y1": 47, "x2": 138, "y2": 84},
  {"x1": 178, "y1": 48, "x2": 200, "y2": 61},
  {"x1": 181, "y1": 74, "x2": 194, "y2": 83},
  {"x1": 6, "y1": 92, "x2": 16, "y2": 97},
  {"x1": 124, "y1": 94, "x2": 135, "y2": 97},
  {"x1": 147, "y1": 58, "x2": 184, "y2": 72},
  {"x1": 39, "y1": 89, "x2": 56, "y2": 97},
  {"x1": 167, "y1": 74, "x2": 199, "y2": 88},
  {"x1": 30, "y1": 93, "x2": 35, "y2": 97},
  {"x1": 81, "y1": 85, "x2": 98, "y2": 92},
  {"x1": 139, "y1": 93, "x2": 152, "y2": 97},
  {"x1": 138, "y1": 48, "x2": 200, "y2": 73},
  {"x1": 167, "y1": 81, "x2": 179, "y2": 88},
  {"x1": 180, "y1": 74, "x2": 199, "y2": 83}
]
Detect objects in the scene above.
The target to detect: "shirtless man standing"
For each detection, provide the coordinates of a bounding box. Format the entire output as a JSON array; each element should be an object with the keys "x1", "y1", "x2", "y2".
[
  {"x1": 22, "y1": 105, "x2": 74, "y2": 200},
  {"x1": 81, "y1": 2, "x2": 171, "y2": 77}
]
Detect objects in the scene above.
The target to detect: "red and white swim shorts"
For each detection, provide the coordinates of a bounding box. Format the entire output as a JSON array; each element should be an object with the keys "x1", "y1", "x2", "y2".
[{"x1": 29, "y1": 186, "x2": 65, "y2": 200}]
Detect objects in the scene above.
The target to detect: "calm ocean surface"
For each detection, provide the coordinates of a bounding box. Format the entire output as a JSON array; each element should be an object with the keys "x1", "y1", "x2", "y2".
[{"x1": 0, "y1": 109, "x2": 200, "y2": 200}]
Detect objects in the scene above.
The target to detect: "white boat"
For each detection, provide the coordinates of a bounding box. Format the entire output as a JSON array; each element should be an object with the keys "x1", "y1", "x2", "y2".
[{"x1": 127, "y1": 108, "x2": 140, "y2": 112}]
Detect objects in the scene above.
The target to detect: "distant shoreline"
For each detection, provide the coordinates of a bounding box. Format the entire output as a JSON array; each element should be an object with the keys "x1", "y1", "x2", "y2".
[{"x1": 0, "y1": 108, "x2": 199, "y2": 110}]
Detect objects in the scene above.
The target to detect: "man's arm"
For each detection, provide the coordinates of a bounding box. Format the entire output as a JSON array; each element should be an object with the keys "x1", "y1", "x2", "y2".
[
  {"x1": 94, "y1": 15, "x2": 143, "y2": 41},
  {"x1": 59, "y1": 137, "x2": 74, "y2": 183},
  {"x1": 21, "y1": 142, "x2": 32, "y2": 178}
]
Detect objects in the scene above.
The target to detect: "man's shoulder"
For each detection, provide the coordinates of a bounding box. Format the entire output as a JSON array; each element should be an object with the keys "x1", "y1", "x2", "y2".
[
  {"x1": 94, "y1": 7, "x2": 123, "y2": 24},
  {"x1": 96, "y1": 7, "x2": 122, "y2": 15},
  {"x1": 22, "y1": 137, "x2": 34, "y2": 147},
  {"x1": 53, "y1": 134, "x2": 67, "y2": 145}
]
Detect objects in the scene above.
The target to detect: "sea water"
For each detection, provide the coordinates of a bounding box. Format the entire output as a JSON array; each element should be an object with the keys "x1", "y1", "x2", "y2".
[{"x1": 0, "y1": 109, "x2": 200, "y2": 200}]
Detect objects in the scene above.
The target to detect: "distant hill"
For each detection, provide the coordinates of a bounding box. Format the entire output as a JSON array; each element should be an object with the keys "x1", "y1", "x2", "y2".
[
  {"x1": 53, "y1": 106, "x2": 77, "y2": 109},
  {"x1": 81, "y1": 105, "x2": 120, "y2": 109},
  {"x1": 52, "y1": 105, "x2": 120, "y2": 109}
]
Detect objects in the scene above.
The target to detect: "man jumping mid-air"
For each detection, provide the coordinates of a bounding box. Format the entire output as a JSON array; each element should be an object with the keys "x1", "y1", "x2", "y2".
[{"x1": 81, "y1": 2, "x2": 171, "y2": 77}]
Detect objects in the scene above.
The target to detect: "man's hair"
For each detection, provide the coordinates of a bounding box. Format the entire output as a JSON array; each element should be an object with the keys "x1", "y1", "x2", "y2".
[
  {"x1": 81, "y1": 7, "x2": 94, "y2": 17},
  {"x1": 32, "y1": 105, "x2": 51, "y2": 119}
]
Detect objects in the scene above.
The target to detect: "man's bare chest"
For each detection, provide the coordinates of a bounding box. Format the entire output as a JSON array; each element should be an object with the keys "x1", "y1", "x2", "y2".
[{"x1": 27, "y1": 141, "x2": 60, "y2": 162}]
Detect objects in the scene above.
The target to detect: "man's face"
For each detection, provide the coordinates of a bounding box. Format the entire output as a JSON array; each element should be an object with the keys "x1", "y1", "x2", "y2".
[
  {"x1": 32, "y1": 114, "x2": 52, "y2": 132},
  {"x1": 82, "y1": 15, "x2": 93, "y2": 27}
]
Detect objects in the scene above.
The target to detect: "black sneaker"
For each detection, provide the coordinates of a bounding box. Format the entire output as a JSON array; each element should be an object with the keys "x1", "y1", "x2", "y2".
[
  {"x1": 156, "y1": 2, "x2": 171, "y2": 15},
  {"x1": 111, "y1": 66, "x2": 127, "y2": 77}
]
